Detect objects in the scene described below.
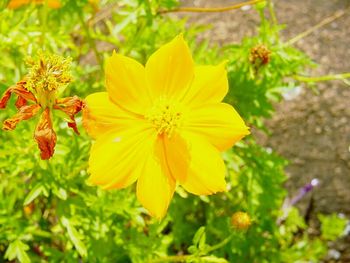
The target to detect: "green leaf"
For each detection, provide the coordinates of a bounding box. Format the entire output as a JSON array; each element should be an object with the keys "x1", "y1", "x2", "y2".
[
  {"x1": 192, "y1": 227, "x2": 206, "y2": 247},
  {"x1": 23, "y1": 184, "x2": 44, "y2": 206},
  {"x1": 200, "y1": 256, "x2": 228, "y2": 263},
  {"x1": 319, "y1": 213, "x2": 347, "y2": 241},
  {"x1": 52, "y1": 187, "x2": 68, "y2": 200},
  {"x1": 5, "y1": 240, "x2": 31, "y2": 263},
  {"x1": 61, "y1": 217, "x2": 87, "y2": 257}
]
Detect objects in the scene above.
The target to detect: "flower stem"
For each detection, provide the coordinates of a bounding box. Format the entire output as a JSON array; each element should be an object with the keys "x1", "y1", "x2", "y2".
[
  {"x1": 293, "y1": 73, "x2": 350, "y2": 84},
  {"x1": 267, "y1": 0, "x2": 277, "y2": 26},
  {"x1": 206, "y1": 233, "x2": 234, "y2": 253},
  {"x1": 148, "y1": 234, "x2": 234, "y2": 262},
  {"x1": 40, "y1": 0, "x2": 49, "y2": 48},
  {"x1": 77, "y1": 12, "x2": 103, "y2": 71},
  {"x1": 158, "y1": 0, "x2": 264, "y2": 14}
]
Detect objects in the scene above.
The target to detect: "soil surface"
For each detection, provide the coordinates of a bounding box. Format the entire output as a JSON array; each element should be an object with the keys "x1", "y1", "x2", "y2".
[{"x1": 181, "y1": 0, "x2": 350, "y2": 261}]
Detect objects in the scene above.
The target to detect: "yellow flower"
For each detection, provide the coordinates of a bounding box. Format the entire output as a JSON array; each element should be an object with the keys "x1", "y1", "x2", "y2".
[
  {"x1": 7, "y1": 0, "x2": 61, "y2": 9},
  {"x1": 83, "y1": 35, "x2": 250, "y2": 219}
]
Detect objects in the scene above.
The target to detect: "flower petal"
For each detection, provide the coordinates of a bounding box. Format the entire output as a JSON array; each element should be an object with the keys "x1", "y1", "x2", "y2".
[
  {"x1": 7, "y1": 0, "x2": 61, "y2": 9},
  {"x1": 182, "y1": 63, "x2": 228, "y2": 107},
  {"x1": 145, "y1": 34, "x2": 194, "y2": 100},
  {"x1": 47, "y1": 0, "x2": 61, "y2": 8},
  {"x1": 136, "y1": 138, "x2": 175, "y2": 219},
  {"x1": 3, "y1": 104, "x2": 41, "y2": 131},
  {"x1": 83, "y1": 92, "x2": 145, "y2": 139},
  {"x1": 164, "y1": 132, "x2": 227, "y2": 196},
  {"x1": 184, "y1": 103, "x2": 250, "y2": 151},
  {"x1": 106, "y1": 51, "x2": 151, "y2": 114},
  {"x1": 34, "y1": 108, "x2": 57, "y2": 160},
  {"x1": 54, "y1": 96, "x2": 83, "y2": 134},
  {"x1": 88, "y1": 124, "x2": 153, "y2": 190},
  {"x1": 0, "y1": 82, "x2": 36, "y2": 109}
]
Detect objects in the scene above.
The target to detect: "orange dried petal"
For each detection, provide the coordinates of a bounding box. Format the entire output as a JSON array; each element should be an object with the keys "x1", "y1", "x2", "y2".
[
  {"x1": 3, "y1": 104, "x2": 41, "y2": 130},
  {"x1": 15, "y1": 96, "x2": 27, "y2": 108},
  {"x1": 34, "y1": 108, "x2": 57, "y2": 160},
  {"x1": 0, "y1": 82, "x2": 36, "y2": 109},
  {"x1": 7, "y1": 0, "x2": 61, "y2": 9},
  {"x1": 54, "y1": 96, "x2": 83, "y2": 134}
]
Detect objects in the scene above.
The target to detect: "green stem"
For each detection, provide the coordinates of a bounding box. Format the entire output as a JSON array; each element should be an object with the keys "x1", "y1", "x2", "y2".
[
  {"x1": 293, "y1": 73, "x2": 350, "y2": 83},
  {"x1": 124, "y1": 18, "x2": 147, "y2": 56},
  {"x1": 206, "y1": 233, "x2": 234, "y2": 253},
  {"x1": 149, "y1": 234, "x2": 234, "y2": 263},
  {"x1": 78, "y1": 12, "x2": 103, "y2": 71},
  {"x1": 40, "y1": 0, "x2": 49, "y2": 48},
  {"x1": 267, "y1": 0, "x2": 277, "y2": 26}
]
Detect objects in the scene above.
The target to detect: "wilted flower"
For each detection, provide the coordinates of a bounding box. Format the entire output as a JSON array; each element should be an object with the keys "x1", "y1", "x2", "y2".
[
  {"x1": 0, "y1": 52, "x2": 83, "y2": 160},
  {"x1": 231, "y1": 211, "x2": 251, "y2": 230},
  {"x1": 7, "y1": 0, "x2": 61, "y2": 9},
  {"x1": 83, "y1": 35, "x2": 250, "y2": 219}
]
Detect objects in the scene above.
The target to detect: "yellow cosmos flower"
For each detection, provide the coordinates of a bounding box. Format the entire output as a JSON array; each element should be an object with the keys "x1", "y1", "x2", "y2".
[
  {"x1": 83, "y1": 35, "x2": 250, "y2": 219},
  {"x1": 7, "y1": 0, "x2": 61, "y2": 9}
]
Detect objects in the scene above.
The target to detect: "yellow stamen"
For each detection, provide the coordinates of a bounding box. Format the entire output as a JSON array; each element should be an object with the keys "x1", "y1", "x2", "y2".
[
  {"x1": 25, "y1": 52, "x2": 72, "y2": 108},
  {"x1": 146, "y1": 98, "x2": 184, "y2": 137}
]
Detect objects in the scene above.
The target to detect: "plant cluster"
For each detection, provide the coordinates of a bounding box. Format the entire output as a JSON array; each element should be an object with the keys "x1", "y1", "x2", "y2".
[{"x1": 0, "y1": 0, "x2": 347, "y2": 262}]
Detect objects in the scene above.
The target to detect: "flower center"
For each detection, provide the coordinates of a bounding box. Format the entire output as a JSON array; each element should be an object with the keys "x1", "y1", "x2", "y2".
[
  {"x1": 25, "y1": 52, "x2": 72, "y2": 109},
  {"x1": 146, "y1": 98, "x2": 183, "y2": 137}
]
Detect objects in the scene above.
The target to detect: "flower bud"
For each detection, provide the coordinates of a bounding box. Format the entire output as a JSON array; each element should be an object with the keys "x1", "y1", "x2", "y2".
[
  {"x1": 249, "y1": 44, "x2": 271, "y2": 68},
  {"x1": 231, "y1": 211, "x2": 251, "y2": 230}
]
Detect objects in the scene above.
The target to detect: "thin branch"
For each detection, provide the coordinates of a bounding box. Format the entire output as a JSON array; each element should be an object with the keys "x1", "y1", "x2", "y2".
[
  {"x1": 205, "y1": 233, "x2": 234, "y2": 253},
  {"x1": 286, "y1": 8, "x2": 348, "y2": 45},
  {"x1": 267, "y1": 0, "x2": 277, "y2": 26},
  {"x1": 293, "y1": 73, "x2": 350, "y2": 85},
  {"x1": 158, "y1": 0, "x2": 264, "y2": 14}
]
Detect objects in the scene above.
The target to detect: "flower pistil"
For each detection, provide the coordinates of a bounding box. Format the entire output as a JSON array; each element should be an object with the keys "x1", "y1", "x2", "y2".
[{"x1": 146, "y1": 98, "x2": 184, "y2": 138}]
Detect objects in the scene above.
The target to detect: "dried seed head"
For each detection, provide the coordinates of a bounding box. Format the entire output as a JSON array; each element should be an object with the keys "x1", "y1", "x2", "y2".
[{"x1": 249, "y1": 44, "x2": 271, "y2": 67}]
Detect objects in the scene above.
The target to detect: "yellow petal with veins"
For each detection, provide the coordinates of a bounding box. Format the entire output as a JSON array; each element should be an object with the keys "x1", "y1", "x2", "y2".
[
  {"x1": 88, "y1": 126, "x2": 153, "y2": 189},
  {"x1": 184, "y1": 103, "x2": 250, "y2": 151},
  {"x1": 164, "y1": 132, "x2": 227, "y2": 195},
  {"x1": 182, "y1": 63, "x2": 228, "y2": 107},
  {"x1": 145, "y1": 35, "x2": 194, "y2": 100},
  {"x1": 136, "y1": 137, "x2": 176, "y2": 219},
  {"x1": 106, "y1": 52, "x2": 151, "y2": 114},
  {"x1": 83, "y1": 92, "x2": 145, "y2": 139}
]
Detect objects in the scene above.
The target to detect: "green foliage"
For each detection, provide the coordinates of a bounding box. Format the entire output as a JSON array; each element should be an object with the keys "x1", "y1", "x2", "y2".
[
  {"x1": 0, "y1": 1, "x2": 346, "y2": 262},
  {"x1": 319, "y1": 213, "x2": 347, "y2": 241},
  {"x1": 224, "y1": 11, "x2": 314, "y2": 128}
]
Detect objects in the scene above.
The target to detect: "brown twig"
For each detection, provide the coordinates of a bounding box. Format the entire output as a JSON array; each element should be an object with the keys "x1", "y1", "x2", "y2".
[
  {"x1": 286, "y1": 8, "x2": 348, "y2": 45},
  {"x1": 158, "y1": 0, "x2": 264, "y2": 14}
]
